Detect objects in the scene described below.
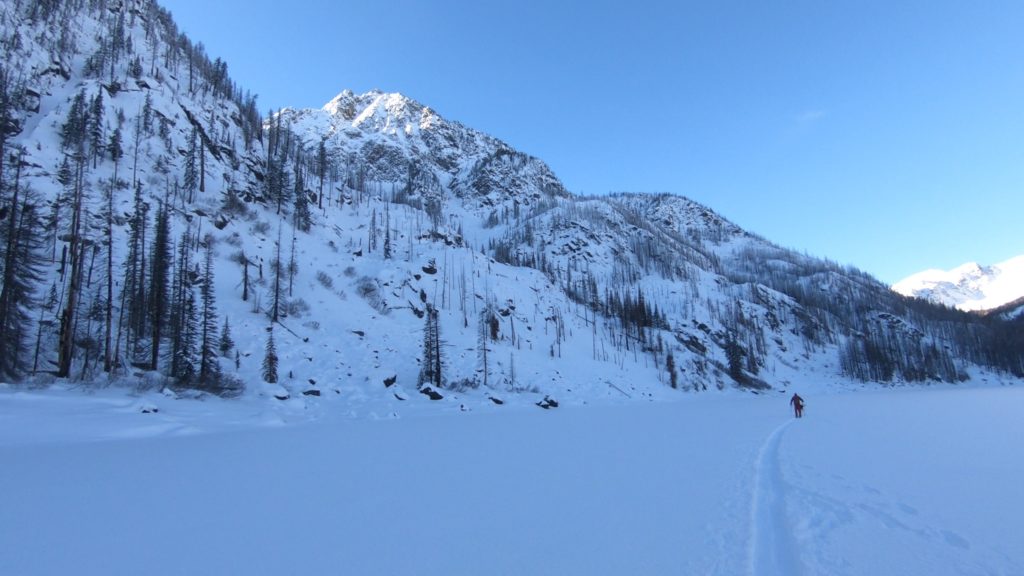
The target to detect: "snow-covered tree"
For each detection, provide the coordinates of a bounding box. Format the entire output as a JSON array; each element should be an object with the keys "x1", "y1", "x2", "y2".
[{"x1": 219, "y1": 317, "x2": 234, "y2": 357}]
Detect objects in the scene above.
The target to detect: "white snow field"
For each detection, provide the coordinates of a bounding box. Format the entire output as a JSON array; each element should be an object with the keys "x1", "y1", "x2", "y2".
[{"x1": 1, "y1": 385, "x2": 1021, "y2": 576}]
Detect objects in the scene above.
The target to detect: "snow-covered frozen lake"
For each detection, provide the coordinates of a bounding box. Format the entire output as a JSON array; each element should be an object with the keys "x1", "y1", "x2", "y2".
[{"x1": 1, "y1": 385, "x2": 1021, "y2": 575}]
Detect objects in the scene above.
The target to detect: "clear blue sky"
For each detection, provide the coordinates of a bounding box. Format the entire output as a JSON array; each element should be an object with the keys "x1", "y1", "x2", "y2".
[{"x1": 160, "y1": 0, "x2": 1024, "y2": 284}]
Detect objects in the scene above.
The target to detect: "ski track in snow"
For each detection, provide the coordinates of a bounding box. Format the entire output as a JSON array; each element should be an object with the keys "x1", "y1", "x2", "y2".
[{"x1": 749, "y1": 419, "x2": 800, "y2": 576}]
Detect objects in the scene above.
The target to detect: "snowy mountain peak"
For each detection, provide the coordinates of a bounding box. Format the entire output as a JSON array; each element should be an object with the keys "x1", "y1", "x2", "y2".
[
  {"x1": 892, "y1": 255, "x2": 1024, "y2": 311},
  {"x1": 321, "y1": 89, "x2": 435, "y2": 131},
  {"x1": 282, "y1": 88, "x2": 568, "y2": 209}
]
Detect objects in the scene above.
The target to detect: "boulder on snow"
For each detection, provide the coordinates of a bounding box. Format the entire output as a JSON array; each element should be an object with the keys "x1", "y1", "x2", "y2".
[
  {"x1": 536, "y1": 396, "x2": 559, "y2": 409},
  {"x1": 419, "y1": 386, "x2": 444, "y2": 400},
  {"x1": 24, "y1": 88, "x2": 41, "y2": 113},
  {"x1": 302, "y1": 389, "x2": 321, "y2": 397},
  {"x1": 383, "y1": 375, "x2": 397, "y2": 388},
  {"x1": 488, "y1": 396, "x2": 505, "y2": 405}
]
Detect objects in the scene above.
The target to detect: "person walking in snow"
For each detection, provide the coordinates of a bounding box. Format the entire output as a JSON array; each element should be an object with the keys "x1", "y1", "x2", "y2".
[{"x1": 790, "y1": 393, "x2": 804, "y2": 418}]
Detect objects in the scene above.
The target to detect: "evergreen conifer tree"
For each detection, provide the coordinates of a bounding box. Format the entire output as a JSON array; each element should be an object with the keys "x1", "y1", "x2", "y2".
[
  {"x1": 141, "y1": 93, "x2": 153, "y2": 136},
  {"x1": 0, "y1": 66, "x2": 15, "y2": 204},
  {"x1": 287, "y1": 226, "x2": 298, "y2": 297},
  {"x1": 476, "y1": 304, "x2": 492, "y2": 388},
  {"x1": 317, "y1": 139, "x2": 327, "y2": 210},
  {"x1": 418, "y1": 304, "x2": 442, "y2": 389},
  {"x1": 173, "y1": 289, "x2": 199, "y2": 386},
  {"x1": 108, "y1": 127, "x2": 122, "y2": 163},
  {"x1": 293, "y1": 166, "x2": 310, "y2": 232},
  {"x1": 60, "y1": 89, "x2": 88, "y2": 152},
  {"x1": 169, "y1": 229, "x2": 194, "y2": 382},
  {"x1": 148, "y1": 200, "x2": 170, "y2": 370},
  {"x1": 383, "y1": 203, "x2": 392, "y2": 260},
  {"x1": 270, "y1": 223, "x2": 282, "y2": 322},
  {"x1": 197, "y1": 236, "x2": 221, "y2": 391},
  {"x1": 183, "y1": 127, "x2": 198, "y2": 203},
  {"x1": 56, "y1": 152, "x2": 88, "y2": 378},
  {"x1": 666, "y1": 351, "x2": 678, "y2": 389},
  {"x1": 88, "y1": 90, "x2": 104, "y2": 166},
  {"x1": 125, "y1": 183, "x2": 150, "y2": 365},
  {"x1": 725, "y1": 332, "x2": 744, "y2": 383},
  {"x1": 0, "y1": 157, "x2": 46, "y2": 380},
  {"x1": 262, "y1": 327, "x2": 278, "y2": 384},
  {"x1": 219, "y1": 317, "x2": 234, "y2": 356}
]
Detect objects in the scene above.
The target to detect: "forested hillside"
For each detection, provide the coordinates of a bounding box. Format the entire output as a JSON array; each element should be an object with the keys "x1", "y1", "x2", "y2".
[{"x1": 0, "y1": 0, "x2": 1020, "y2": 405}]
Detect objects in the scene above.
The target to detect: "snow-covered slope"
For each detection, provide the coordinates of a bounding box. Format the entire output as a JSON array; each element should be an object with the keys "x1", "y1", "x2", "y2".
[
  {"x1": 892, "y1": 255, "x2": 1024, "y2": 312},
  {"x1": 0, "y1": 0, "x2": 1021, "y2": 410}
]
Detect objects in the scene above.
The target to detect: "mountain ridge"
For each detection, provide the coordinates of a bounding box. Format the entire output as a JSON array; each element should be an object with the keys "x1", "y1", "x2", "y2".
[{"x1": 0, "y1": 0, "x2": 1021, "y2": 404}]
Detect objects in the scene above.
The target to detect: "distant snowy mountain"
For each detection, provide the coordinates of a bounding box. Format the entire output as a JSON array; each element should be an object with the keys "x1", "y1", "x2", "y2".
[
  {"x1": 892, "y1": 256, "x2": 1024, "y2": 312},
  {"x1": 0, "y1": 0, "x2": 1021, "y2": 405}
]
